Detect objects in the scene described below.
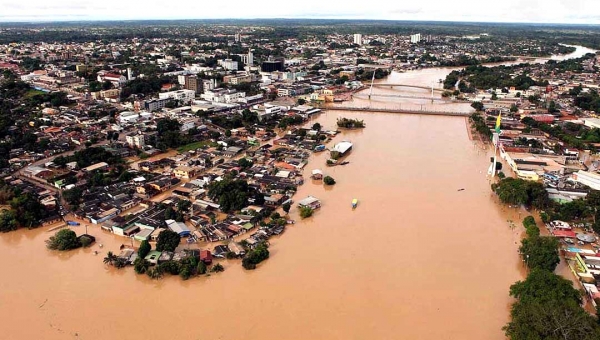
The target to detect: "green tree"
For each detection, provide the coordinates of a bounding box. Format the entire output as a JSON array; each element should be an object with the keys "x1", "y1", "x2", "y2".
[
  {"x1": 323, "y1": 176, "x2": 336, "y2": 185},
  {"x1": 312, "y1": 122, "x2": 321, "y2": 131},
  {"x1": 103, "y1": 251, "x2": 117, "y2": 265},
  {"x1": 282, "y1": 202, "x2": 291, "y2": 215},
  {"x1": 211, "y1": 263, "x2": 225, "y2": 272},
  {"x1": 505, "y1": 299, "x2": 600, "y2": 340},
  {"x1": 197, "y1": 261, "x2": 207, "y2": 275},
  {"x1": 242, "y1": 242, "x2": 270, "y2": 270},
  {"x1": 156, "y1": 229, "x2": 181, "y2": 252},
  {"x1": 133, "y1": 257, "x2": 150, "y2": 274},
  {"x1": 138, "y1": 240, "x2": 151, "y2": 259},
  {"x1": 509, "y1": 268, "x2": 582, "y2": 305},
  {"x1": 46, "y1": 229, "x2": 80, "y2": 251},
  {"x1": 471, "y1": 101, "x2": 484, "y2": 111},
  {"x1": 62, "y1": 187, "x2": 83, "y2": 208},
  {"x1": 522, "y1": 216, "x2": 540, "y2": 238},
  {"x1": 299, "y1": 206, "x2": 313, "y2": 219},
  {"x1": 520, "y1": 236, "x2": 560, "y2": 272}
]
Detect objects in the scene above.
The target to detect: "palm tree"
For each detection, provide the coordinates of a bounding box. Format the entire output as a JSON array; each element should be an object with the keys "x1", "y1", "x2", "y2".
[{"x1": 103, "y1": 251, "x2": 117, "y2": 265}]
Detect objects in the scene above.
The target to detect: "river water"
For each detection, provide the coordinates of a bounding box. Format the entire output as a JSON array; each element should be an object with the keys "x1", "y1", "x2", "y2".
[{"x1": 0, "y1": 46, "x2": 594, "y2": 340}]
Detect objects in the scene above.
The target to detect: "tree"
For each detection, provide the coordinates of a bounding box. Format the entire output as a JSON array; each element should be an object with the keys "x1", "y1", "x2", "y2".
[
  {"x1": 197, "y1": 261, "x2": 207, "y2": 275},
  {"x1": 103, "y1": 251, "x2": 118, "y2": 265},
  {"x1": 504, "y1": 299, "x2": 600, "y2": 340},
  {"x1": 312, "y1": 122, "x2": 321, "y2": 131},
  {"x1": 242, "y1": 243, "x2": 269, "y2": 270},
  {"x1": 282, "y1": 202, "x2": 291, "y2": 215},
  {"x1": 510, "y1": 104, "x2": 519, "y2": 113},
  {"x1": 509, "y1": 269, "x2": 582, "y2": 305},
  {"x1": 138, "y1": 240, "x2": 151, "y2": 259},
  {"x1": 46, "y1": 229, "x2": 80, "y2": 251},
  {"x1": 62, "y1": 187, "x2": 83, "y2": 208},
  {"x1": 225, "y1": 129, "x2": 232, "y2": 137},
  {"x1": 299, "y1": 206, "x2": 313, "y2": 219},
  {"x1": 522, "y1": 216, "x2": 540, "y2": 238},
  {"x1": 133, "y1": 257, "x2": 150, "y2": 274},
  {"x1": 238, "y1": 158, "x2": 253, "y2": 169},
  {"x1": 146, "y1": 266, "x2": 164, "y2": 280},
  {"x1": 520, "y1": 236, "x2": 560, "y2": 272},
  {"x1": 323, "y1": 176, "x2": 336, "y2": 185},
  {"x1": 471, "y1": 101, "x2": 484, "y2": 111},
  {"x1": 297, "y1": 98, "x2": 306, "y2": 105},
  {"x1": 211, "y1": 263, "x2": 225, "y2": 272},
  {"x1": 156, "y1": 229, "x2": 181, "y2": 252}
]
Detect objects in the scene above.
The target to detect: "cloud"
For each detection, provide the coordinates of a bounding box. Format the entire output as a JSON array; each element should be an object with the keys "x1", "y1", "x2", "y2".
[{"x1": 0, "y1": 0, "x2": 597, "y2": 24}]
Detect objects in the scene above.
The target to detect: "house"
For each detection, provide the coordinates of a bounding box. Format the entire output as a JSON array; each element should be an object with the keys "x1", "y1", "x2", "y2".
[
  {"x1": 228, "y1": 242, "x2": 246, "y2": 257},
  {"x1": 200, "y1": 250, "x2": 213, "y2": 265},
  {"x1": 166, "y1": 219, "x2": 191, "y2": 237},
  {"x1": 173, "y1": 166, "x2": 196, "y2": 179},
  {"x1": 298, "y1": 196, "x2": 321, "y2": 209},
  {"x1": 83, "y1": 162, "x2": 109, "y2": 173},
  {"x1": 145, "y1": 251, "x2": 162, "y2": 265}
]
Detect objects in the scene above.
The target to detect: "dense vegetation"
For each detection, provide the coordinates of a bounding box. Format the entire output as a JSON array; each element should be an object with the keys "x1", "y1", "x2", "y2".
[
  {"x1": 242, "y1": 242, "x2": 270, "y2": 270},
  {"x1": 0, "y1": 188, "x2": 49, "y2": 232},
  {"x1": 155, "y1": 229, "x2": 181, "y2": 252},
  {"x1": 504, "y1": 214, "x2": 600, "y2": 339},
  {"x1": 492, "y1": 177, "x2": 550, "y2": 209},
  {"x1": 336, "y1": 117, "x2": 365, "y2": 129},
  {"x1": 46, "y1": 229, "x2": 81, "y2": 251},
  {"x1": 208, "y1": 177, "x2": 262, "y2": 213}
]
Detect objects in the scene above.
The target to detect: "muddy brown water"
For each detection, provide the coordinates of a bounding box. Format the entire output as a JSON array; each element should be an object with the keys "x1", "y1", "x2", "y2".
[
  {"x1": 0, "y1": 110, "x2": 527, "y2": 340},
  {"x1": 3, "y1": 47, "x2": 595, "y2": 339}
]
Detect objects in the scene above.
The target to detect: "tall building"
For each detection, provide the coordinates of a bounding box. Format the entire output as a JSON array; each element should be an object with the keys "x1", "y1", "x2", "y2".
[
  {"x1": 126, "y1": 133, "x2": 145, "y2": 149},
  {"x1": 410, "y1": 33, "x2": 422, "y2": 44},
  {"x1": 261, "y1": 60, "x2": 284, "y2": 73},
  {"x1": 353, "y1": 34, "x2": 363, "y2": 45},
  {"x1": 218, "y1": 59, "x2": 239, "y2": 71},
  {"x1": 241, "y1": 50, "x2": 254, "y2": 66},
  {"x1": 235, "y1": 33, "x2": 241, "y2": 42},
  {"x1": 184, "y1": 75, "x2": 202, "y2": 94},
  {"x1": 202, "y1": 79, "x2": 217, "y2": 92}
]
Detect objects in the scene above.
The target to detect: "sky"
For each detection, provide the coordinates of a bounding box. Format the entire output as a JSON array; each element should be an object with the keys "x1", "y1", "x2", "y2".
[{"x1": 0, "y1": 0, "x2": 599, "y2": 24}]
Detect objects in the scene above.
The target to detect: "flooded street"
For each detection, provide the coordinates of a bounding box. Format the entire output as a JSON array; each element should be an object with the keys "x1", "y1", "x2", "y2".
[{"x1": 2, "y1": 47, "x2": 594, "y2": 340}]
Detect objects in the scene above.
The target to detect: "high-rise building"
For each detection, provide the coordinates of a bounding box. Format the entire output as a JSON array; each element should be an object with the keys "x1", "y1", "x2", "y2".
[
  {"x1": 235, "y1": 33, "x2": 241, "y2": 42},
  {"x1": 240, "y1": 50, "x2": 254, "y2": 66},
  {"x1": 353, "y1": 34, "x2": 363, "y2": 45},
  {"x1": 184, "y1": 75, "x2": 202, "y2": 94},
  {"x1": 410, "y1": 33, "x2": 422, "y2": 44},
  {"x1": 261, "y1": 60, "x2": 284, "y2": 73}
]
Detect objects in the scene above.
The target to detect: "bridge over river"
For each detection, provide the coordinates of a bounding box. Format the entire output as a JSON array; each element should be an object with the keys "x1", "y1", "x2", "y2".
[{"x1": 323, "y1": 106, "x2": 471, "y2": 117}]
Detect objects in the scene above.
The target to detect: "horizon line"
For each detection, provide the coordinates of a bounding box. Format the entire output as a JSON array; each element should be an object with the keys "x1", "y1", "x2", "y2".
[{"x1": 0, "y1": 17, "x2": 599, "y2": 26}]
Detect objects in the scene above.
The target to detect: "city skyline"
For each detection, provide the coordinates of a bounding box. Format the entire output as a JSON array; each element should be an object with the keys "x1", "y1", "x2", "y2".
[{"x1": 0, "y1": 0, "x2": 599, "y2": 24}]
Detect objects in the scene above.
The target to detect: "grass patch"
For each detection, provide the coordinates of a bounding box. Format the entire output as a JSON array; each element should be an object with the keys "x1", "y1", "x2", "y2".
[
  {"x1": 24, "y1": 89, "x2": 46, "y2": 98},
  {"x1": 176, "y1": 141, "x2": 218, "y2": 153}
]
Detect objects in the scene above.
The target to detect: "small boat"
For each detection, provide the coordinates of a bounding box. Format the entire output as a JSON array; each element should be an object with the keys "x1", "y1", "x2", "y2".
[{"x1": 352, "y1": 198, "x2": 358, "y2": 209}]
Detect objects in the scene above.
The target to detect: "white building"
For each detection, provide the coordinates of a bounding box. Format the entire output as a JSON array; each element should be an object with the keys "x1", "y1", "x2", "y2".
[
  {"x1": 353, "y1": 34, "x2": 363, "y2": 45},
  {"x1": 572, "y1": 171, "x2": 600, "y2": 190},
  {"x1": 240, "y1": 50, "x2": 254, "y2": 66},
  {"x1": 180, "y1": 120, "x2": 196, "y2": 132},
  {"x1": 158, "y1": 89, "x2": 196, "y2": 104},
  {"x1": 126, "y1": 134, "x2": 145, "y2": 149},
  {"x1": 410, "y1": 34, "x2": 422, "y2": 44},
  {"x1": 218, "y1": 59, "x2": 239, "y2": 71},
  {"x1": 201, "y1": 89, "x2": 246, "y2": 104}
]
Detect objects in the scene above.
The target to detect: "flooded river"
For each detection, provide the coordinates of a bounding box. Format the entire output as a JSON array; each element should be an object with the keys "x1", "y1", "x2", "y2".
[{"x1": 0, "y1": 46, "x2": 594, "y2": 340}]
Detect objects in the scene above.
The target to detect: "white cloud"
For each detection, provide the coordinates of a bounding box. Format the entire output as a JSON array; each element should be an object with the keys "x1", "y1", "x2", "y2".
[{"x1": 0, "y1": 0, "x2": 598, "y2": 23}]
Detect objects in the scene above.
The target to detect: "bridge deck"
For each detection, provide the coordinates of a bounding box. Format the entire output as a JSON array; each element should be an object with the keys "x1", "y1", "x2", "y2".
[{"x1": 323, "y1": 106, "x2": 471, "y2": 117}]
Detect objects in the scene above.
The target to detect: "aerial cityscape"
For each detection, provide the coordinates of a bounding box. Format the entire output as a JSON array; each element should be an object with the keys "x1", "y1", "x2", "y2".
[{"x1": 1, "y1": 7, "x2": 600, "y2": 340}]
